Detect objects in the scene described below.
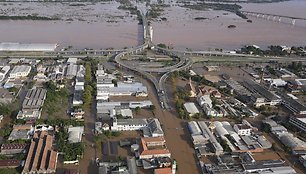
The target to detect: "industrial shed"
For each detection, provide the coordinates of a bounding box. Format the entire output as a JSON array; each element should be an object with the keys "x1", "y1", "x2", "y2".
[
  {"x1": 184, "y1": 102, "x2": 200, "y2": 117},
  {"x1": 188, "y1": 121, "x2": 202, "y2": 136},
  {"x1": 0, "y1": 42, "x2": 58, "y2": 52},
  {"x1": 214, "y1": 121, "x2": 229, "y2": 137},
  {"x1": 22, "y1": 88, "x2": 47, "y2": 110},
  {"x1": 279, "y1": 133, "x2": 306, "y2": 150}
]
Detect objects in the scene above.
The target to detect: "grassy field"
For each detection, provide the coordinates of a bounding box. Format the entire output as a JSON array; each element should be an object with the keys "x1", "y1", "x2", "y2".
[{"x1": 41, "y1": 82, "x2": 70, "y2": 120}]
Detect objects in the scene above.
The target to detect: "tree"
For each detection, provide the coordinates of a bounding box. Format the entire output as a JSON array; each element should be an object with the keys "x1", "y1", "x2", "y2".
[
  {"x1": 0, "y1": 104, "x2": 11, "y2": 115},
  {"x1": 193, "y1": 113, "x2": 203, "y2": 119},
  {"x1": 83, "y1": 85, "x2": 93, "y2": 107},
  {"x1": 85, "y1": 62, "x2": 92, "y2": 83},
  {"x1": 157, "y1": 43, "x2": 167, "y2": 49},
  {"x1": 0, "y1": 124, "x2": 12, "y2": 138},
  {"x1": 178, "y1": 108, "x2": 185, "y2": 119},
  {"x1": 149, "y1": 105, "x2": 156, "y2": 111},
  {"x1": 135, "y1": 107, "x2": 141, "y2": 114}
]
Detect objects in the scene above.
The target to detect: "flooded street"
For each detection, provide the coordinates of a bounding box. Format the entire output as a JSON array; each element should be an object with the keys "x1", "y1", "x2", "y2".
[{"x1": 0, "y1": 0, "x2": 306, "y2": 50}]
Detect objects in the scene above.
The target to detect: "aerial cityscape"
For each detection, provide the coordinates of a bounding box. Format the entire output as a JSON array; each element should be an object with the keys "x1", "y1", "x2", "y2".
[{"x1": 0, "y1": 0, "x2": 306, "y2": 174}]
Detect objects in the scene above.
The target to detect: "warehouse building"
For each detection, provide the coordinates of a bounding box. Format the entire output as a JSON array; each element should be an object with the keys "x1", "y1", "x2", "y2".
[
  {"x1": 188, "y1": 121, "x2": 202, "y2": 136},
  {"x1": 17, "y1": 88, "x2": 47, "y2": 119},
  {"x1": 224, "y1": 79, "x2": 251, "y2": 101},
  {"x1": 111, "y1": 118, "x2": 148, "y2": 131},
  {"x1": 197, "y1": 121, "x2": 224, "y2": 155},
  {"x1": 281, "y1": 95, "x2": 306, "y2": 115},
  {"x1": 8, "y1": 124, "x2": 33, "y2": 141},
  {"x1": 0, "y1": 159, "x2": 21, "y2": 169},
  {"x1": 243, "y1": 81, "x2": 282, "y2": 106},
  {"x1": 9, "y1": 65, "x2": 31, "y2": 79},
  {"x1": 279, "y1": 133, "x2": 306, "y2": 153},
  {"x1": 289, "y1": 115, "x2": 306, "y2": 132},
  {"x1": 66, "y1": 65, "x2": 84, "y2": 79},
  {"x1": 0, "y1": 42, "x2": 58, "y2": 52},
  {"x1": 96, "y1": 100, "x2": 152, "y2": 120},
  {"x1": 183, "y1": 102, "x2": 200, "y2": 117},
  {"x1": 275, "y1": 68, "x2": 296, "y2": 78},
  {"x1": 96, "y1": 82, "x2": 148, "y2": 100},
  {"x1": 22, "y1": 132, "x2": 57, "y2": 174},
  {"x1": 22, "y1": 88, "x2": 47, "y2": 110}
]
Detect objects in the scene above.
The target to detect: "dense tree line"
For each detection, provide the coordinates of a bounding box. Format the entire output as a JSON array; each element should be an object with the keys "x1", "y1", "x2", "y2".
[{"x1": 56, "y1": 127, "x2": 84, "y2": 161}]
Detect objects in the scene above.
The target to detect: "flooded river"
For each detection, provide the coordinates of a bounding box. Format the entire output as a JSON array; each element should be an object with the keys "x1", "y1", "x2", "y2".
[
  {"x1": 0, "y1": 0, "x2": 305, "y2": 50},
  {"x1": 152, "y1": 0, "x2": 306, "y2": 50}
]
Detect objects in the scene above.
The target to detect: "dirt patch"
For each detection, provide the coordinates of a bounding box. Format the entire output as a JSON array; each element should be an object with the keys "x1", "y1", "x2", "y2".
[{"x1": 252, "y1": 150, "x2": 281, "y2": 161}]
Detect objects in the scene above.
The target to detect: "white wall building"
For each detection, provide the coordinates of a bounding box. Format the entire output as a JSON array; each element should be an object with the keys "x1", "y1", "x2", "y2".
[
  {"x1": 68, "y1": 126, "x2": 84, "y2": 143},
  {"x1": 111, "y1": 118, "x2": 147, "y2": 131},
  {"x1": 9, "y1": 65, "x2": 31, "y2": 79},
  {"x1": 197, "y1": 95, "x2": 222, "y2": 117},
  {"x1": 0, "y1": 66, "x2": 10, "y2": 82},
  {"x1": 0, "y1": 42, "x2": 58, "y2": 52},
  {"x1": 233, "y1": 124, "x2": 252, "y2": 136}
]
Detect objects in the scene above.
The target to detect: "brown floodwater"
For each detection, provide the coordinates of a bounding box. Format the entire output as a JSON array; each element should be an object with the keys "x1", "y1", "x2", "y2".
[
  {"x1": 152, "y1": 0, "x2": 306, "y2": 50},
  {"x1": 0, "y1": 0, "x2": 306, "y2": 50}
]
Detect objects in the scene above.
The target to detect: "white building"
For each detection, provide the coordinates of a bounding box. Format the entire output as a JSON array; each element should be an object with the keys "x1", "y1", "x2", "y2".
[
  {"x1": 68, "y1": 126, "x2": 84, "y2": 143},
  {"x1": 144, "y1": 118, "x2": 164, "y2": 137},
  {"x1": 111, "y1": 118, "x2": 147, "y2": 131},
  {"x1": 197, "y1": 95, "x2": 212, "y2": 108},
  {"x1": 9, "y1": 65, "x2": 31, "y2": 79},
  {"x1": 265, "y1": 78, "x2": 287, "y2": 87},
  {"x1": 276, "y1": 68, "x2": 296, "y2": 78},
  {"x1": 96, "y1": 82, "x2": 148, "y2": 100},
  {"x1": 66, "y1": 65, "x2": 84, "y2": 79},
  {"x1": 33, "y1": 72, "x2": 48, "y2": 82},
  {"x1": 197, "y1": 95, "x2": 222, "y2": 117},
  {"x1": 183, "y1": 102, "x2": 200, "y2": 117},
  {"x1": 0, "y1": 66, "x2": 10, "y2": 82},
  {"x1": 75, "y1": 76, "x2": 85, "y2": 91},
  {"x1": 0, "y1": 42, "x2": 58, "y2": 52},
  {"x1": 233, "y1": 124, "x2": 252, "y2": 136},
  {"x1": 66, "y1": 58, "x2": 78, "y2": 65},
  {"x1": 96, "y1": 78, "x2": 115, "y2": 88}
]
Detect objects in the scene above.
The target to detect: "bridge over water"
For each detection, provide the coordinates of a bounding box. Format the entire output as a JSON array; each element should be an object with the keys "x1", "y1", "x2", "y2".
[{"x1": 240, "y1": 10, "x2": 306, "y2": 25}]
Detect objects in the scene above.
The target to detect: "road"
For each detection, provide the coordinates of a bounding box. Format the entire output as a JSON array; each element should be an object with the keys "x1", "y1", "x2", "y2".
[
  {"x1": 106, "y1": 60, "x2": 200, "y2": 174},
  {"x1": 77, "y1": 96, "x2": 98, "y2": 173},
  {"x1": 145, "y1": 73, "x2": 200, "y2": 174}
]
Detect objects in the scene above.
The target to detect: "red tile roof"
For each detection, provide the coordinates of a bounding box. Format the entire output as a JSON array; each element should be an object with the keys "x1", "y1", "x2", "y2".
[
  {"x1": 1, "y1": 143, "x2": 27, "y2": 150},
  {"x1": 22, "y1": 132, "x2": 57, "y2": 173},
  {"x1": 0, "y1": 159, "x2": 21, "y2": 168},
  {"x1": 154, "y1": 168, "x2": 172, "y2": 174},
  {"x1": 140, "y1": 137, "x2": 170, "y2": 157}
]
